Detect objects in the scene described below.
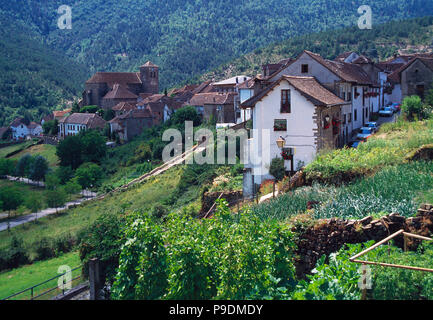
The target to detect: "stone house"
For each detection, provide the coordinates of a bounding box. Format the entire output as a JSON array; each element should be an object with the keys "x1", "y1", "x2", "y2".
[
  {"x1": 109, "y1": 110, "x2": 154, "y2": 142},
  {"x1": 388, "y1": 57, "x2": 433, "y2": 101},
  {"x1": 188, "y1": 92, "x2": 237, "y2": 124},
  {"x1": 58, "y1": 113, "x2": 106, "y2": 139}
]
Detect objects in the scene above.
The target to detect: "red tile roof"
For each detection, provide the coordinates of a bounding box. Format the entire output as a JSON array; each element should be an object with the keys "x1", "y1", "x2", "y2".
[
  {"x1": 388, "y1": 57, "x2": 433, "y2": 83},
  {"x1": 102, "y1": 84, "x2": 138, "y2": 100},
  {"x1": 241, "y1": 76, "x2": 346, "y2": 108},
  {"x1": 304, "y1": 51, "x2": 373, "y2": 85},
  {"x1": 59, "y1": 113, "x2": 106, "y2": 129},
  {"x1": 112, "y1": 102, "x2": 137, "y2": 112},
  {"x1": 86, "y1": 72, "x2": 142, "y2": 87},
  {"x1": 188, "y1": 92, "x2": 236, "y2": 106}
]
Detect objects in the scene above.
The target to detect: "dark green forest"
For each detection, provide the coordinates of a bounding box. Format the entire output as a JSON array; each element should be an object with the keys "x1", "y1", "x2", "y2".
[
  {"x1": 0, "y1": 12, "x2": 89, "y2": 127},
  {"x1": 0, "y1": 0, "x2": 432, "y2": 126},
  {"x1": 2, "y1": 0, "x2": 432, "y2": 90},
  {"x1": 201, "y1": 15, "x2": 433, "y2": 82}
]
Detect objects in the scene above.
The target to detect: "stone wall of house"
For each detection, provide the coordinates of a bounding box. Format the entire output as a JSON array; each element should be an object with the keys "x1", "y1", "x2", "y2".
[
  {"x1": 402, "y1": 60, "x2": 433, "y2": 98},
  {"x1": 294, "y1": 205, "x2": 433, "y2": 277}
]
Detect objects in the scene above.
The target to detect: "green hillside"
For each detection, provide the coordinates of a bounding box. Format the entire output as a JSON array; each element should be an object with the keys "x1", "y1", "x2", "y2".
[
  {"x1": 2, "y1": 0, "x2": 432, "y2": 92},
  {"x1": 200, "y1": 15, "x2": 433, "y2": 82},
  {"x1": 0, "y1": 12, "x2": 89, "y2": 127}
]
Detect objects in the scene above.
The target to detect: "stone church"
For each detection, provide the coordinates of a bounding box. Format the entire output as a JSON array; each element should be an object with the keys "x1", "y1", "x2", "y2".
[{"x1": 80, "y1": 61, "x2": 159, "y2": 110}]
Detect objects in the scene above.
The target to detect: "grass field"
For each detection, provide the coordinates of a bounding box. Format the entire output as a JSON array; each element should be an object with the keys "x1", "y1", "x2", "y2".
[
  {"x1": 0, "y1": 141, "x2": 35, "y2": 159},
  {"x1": 0, "y1": 251, "x2": 81, "y2": 300},
  {"x1": 10, "y1": 144, "x2": 58, "y2": 168},
  {"x1": 0, "y1": 180, "x2": 51, "y2": 217},
  {"x1": 0, "y1": 166, "x2": 200, "y2": 258},
  {"x1": 305, "y1": 118, "x2": 433, "y2": 181}
]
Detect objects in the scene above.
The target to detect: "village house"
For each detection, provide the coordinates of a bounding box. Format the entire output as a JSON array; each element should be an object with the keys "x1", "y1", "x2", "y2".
[
  {"x1": 58, "y1": 113, "x2": 106, "y2": 140},
  {"x1": 80, "y1": 61, "x2": 159, "y2": 110},
  {"x1": 388, "y1": 56, "x2": 433, "y2": 101},
  {"x1": 109, "y1": 110, "x2": 154, "y2": 142},
  {"x1": 262, "y1": 50, "x2": 377, "y2": 145},
  {"x1": 188, "y1": 92, "x2": 237, "y2": 124},
  {"x1": 9, "y1": 118, "x2": 43, "y2": 140},
  {"x1": 241, "y1": 75, "x2": 348, "y2": 198}
]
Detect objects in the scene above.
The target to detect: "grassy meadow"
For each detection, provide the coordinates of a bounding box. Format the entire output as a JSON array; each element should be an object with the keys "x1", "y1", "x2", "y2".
[{"x1": 0, "y1": 251, "x2": 80, "y2": 300}]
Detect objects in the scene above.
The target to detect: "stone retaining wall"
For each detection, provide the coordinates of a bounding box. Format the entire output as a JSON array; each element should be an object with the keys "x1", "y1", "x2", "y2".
[{"x1": 295, "y1": 204, "x2": 433, "y2": 277}]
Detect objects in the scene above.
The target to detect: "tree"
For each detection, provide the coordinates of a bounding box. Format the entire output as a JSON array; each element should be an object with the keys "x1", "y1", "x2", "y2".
[
  {"x1": 75, "y1": 163, "x2": 104, "y2": 195},
  {"x1": 45, "y1": 173, "x2": 61, "y2": 190},
  {"x1": 71, "y1": 101, "x2": 80, "y2": 113},
  {"x1": 64, "y1": 179, "x2": 82, "y2": 199},
  {"x1": 42, "y1": 120, "x2": 59, "y2": 135},
  {"x1": 15, "y1": 154, "x2": 34, "y2": 180},
  {"x1": 269, "y1": 157, "x2": 286, "y2": 181},
  {"x1": 45, "y1": 188, "x2": 67, "y2": 214},
  {"x1": 54, "y1": 166, "x2": 74, "y2": 185},
  {"x1": 25, "y1": 193, "x2": 44, "y2": 221},
  {"x1": 0, "y1": 159, "x2": 15, "y2": 177},
  {"x1": 56, "y1": 130, "x2": 107, "y2": 169},
  {"x1": 0, "y1": 186, "x2": 24, "y2": 231},
  {"x1": 401, "y1": 95, "x2": 427, "y2": 121},
  {"x1": 80, "y1": 130, "x2": 107, "y2": 164},
  {"x1": 56, "y1": 135, "x2": 84, "y2": 170},
  {"x1": 29, "y1": 155, "x2": 49, "y2": 185},
  {"x1": 169, "y1": 106, "x2": 201, "y2": 127}
]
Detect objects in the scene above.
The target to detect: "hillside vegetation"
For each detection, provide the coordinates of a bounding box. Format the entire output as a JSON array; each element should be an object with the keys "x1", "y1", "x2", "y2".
[
  {"x1": 201, "y1": 15, "x2": 433, "y2": 81},
  {"x1": 252, "y1": 118, "x2": 433, "y2": 221},
  {"x1": 2, "y1": 0, "x2": 431, "y2": 92},
  {"x1": 0, "y1": 12, "x2": 89, "y2": 127}
]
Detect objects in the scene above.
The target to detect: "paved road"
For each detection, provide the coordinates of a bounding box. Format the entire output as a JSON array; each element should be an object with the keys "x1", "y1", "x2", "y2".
[{"x1": 0, "y1": 177, "x2": 97, "y2": 232}]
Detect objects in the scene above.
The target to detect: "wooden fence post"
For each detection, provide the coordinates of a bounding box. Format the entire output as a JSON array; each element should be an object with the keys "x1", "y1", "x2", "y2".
[{"x1": 89, "y1": 258, "x2": 101, "y2": 300}]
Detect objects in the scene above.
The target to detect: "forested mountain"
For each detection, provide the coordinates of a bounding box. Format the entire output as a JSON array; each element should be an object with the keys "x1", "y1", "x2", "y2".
[
  {"x1": 200, "y1": 15, "x2": 433, "y2": 82},
  {"x1": 0, "y1": 12, "x2": 89, "y2": 127},
  {"x1": 2, "y1": 0, "x2": 432, "y2": 92}
]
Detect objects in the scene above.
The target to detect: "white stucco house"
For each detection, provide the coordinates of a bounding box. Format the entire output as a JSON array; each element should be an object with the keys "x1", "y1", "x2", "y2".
[
  {"x1": 58, "y1": 113, "x2": 106, "y2": 139},
  {"x1": 266, "y1": 50, "x2": 376, "y2": 143},
  {"x1": 240, "y1": 75, "x2": 348, "y2": 197},
  {"x1": 10, "y1": 118, "x2": 42, "y2": 140}
]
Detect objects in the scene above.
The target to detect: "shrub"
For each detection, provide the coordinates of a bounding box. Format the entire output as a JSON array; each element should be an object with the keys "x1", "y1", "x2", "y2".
[
  {"x1": 0, "y1": 236, "x2": 30, "y2": 271},
  {"x1": 112, "y1": 201, "x2": 297, "y2": 300},
  {"x1": 79, "y1": 213, "x2": 125, "y2": 285},
  {"x1": 111, "y1": 213, "x2": 168, "y2": 300},
  {"x1": 35, "y1": 237, "x2": 56, "y2": 261},
  {"x1": 269, "y1": 157, "x2": 285, "y2": 181},
  {"x1": 401, "y1": 95, "x2": 428, "y2": 121}
]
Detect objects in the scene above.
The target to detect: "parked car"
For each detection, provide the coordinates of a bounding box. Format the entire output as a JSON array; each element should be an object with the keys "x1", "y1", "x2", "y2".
[
  {"x1": 356, "y1": 127, "x2": 373, "y2": 140},
  {"x1": 391, "y1": 103, "x2": 401, "y2": 112},
  {"x1": 365, "y1": 122, "x2": 378, "y2": 133},
  {"x1": 350, "y1": 140, "x2": 361, "y2": 148},
  {"x1": 379, "y1": 107, "x2": 394, "y2": 117}
]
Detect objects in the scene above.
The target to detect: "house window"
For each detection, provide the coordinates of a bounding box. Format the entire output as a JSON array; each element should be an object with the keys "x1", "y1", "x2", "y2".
[
  {"x1": 281, "y1": 90, "x2": 291, "y2": 113},
  {"x1": 348, "y1": 113, "x2": 352, "y2": 123},
  {"x1": 354, "y1": 110, "x2": 358, "y2": 122},
  {"x1": 274, "y1": 119, "x2": 287, "y2": 131},
  {"x1": 281, "y1": 147, "x2": 294, "y2": 161},
  {"x1": 301, "y1": 64, "x2": 309, "y2": 73},
  {"x1": 343, "y1": 114, "x2": 347, "y2": 125}
]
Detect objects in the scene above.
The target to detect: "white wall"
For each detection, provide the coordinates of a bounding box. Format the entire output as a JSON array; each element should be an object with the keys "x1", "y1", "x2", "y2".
[
  {"x1": 11, "y1": 124, "x2": 29, "y2": 140},
  {"x1": 352, "y1": 85, "x2": 365, "y2": 130},
  {"x1": 385, "y1": 84, "x2": 402, "y2": 105},
  {"x1": 249, "y1": 80, "x2": 317, "y2": 185}
]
